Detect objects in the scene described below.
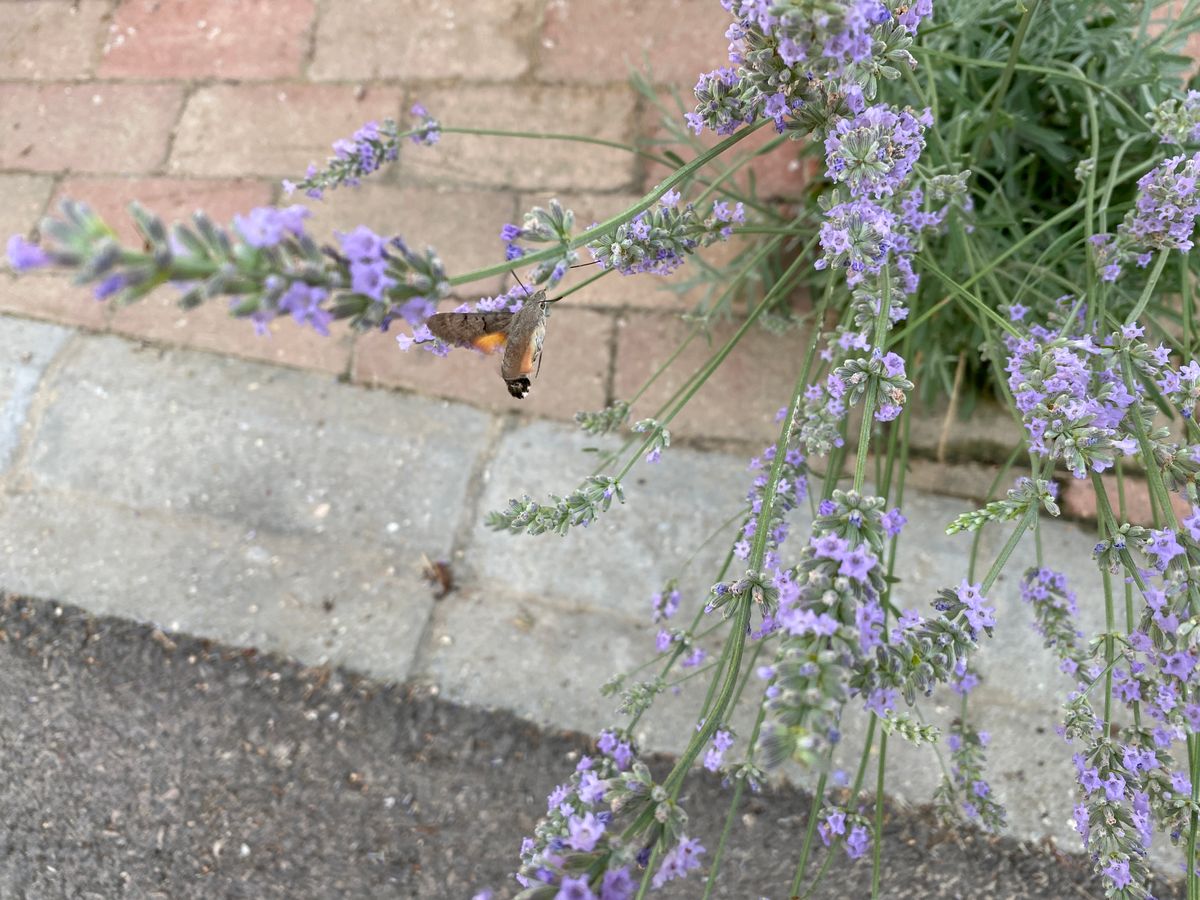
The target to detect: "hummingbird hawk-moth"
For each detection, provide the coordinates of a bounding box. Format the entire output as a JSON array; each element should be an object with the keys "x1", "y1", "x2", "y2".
[{"x1": 425, "y1": 290, "x2": 552, "y2": 399}]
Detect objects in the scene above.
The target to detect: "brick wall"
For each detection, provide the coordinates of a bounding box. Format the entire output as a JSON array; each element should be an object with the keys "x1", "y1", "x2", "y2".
[{"x1": 0, "y1": 0, "x2": 815, "y2": 433}]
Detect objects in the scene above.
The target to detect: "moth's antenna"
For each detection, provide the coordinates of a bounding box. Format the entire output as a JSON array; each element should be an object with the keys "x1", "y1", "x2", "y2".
[
  {"x1": 511, "y1": 270, "x2": 528, "y2": 293},
  {"x1": 568, "y1": 260, "x2": 602, "y2": 269}
]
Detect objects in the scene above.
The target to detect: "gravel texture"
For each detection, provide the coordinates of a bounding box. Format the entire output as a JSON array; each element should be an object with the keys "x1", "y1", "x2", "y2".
[{"x1": 1, "y1": 593, "x2": 1181, "y2": 899}]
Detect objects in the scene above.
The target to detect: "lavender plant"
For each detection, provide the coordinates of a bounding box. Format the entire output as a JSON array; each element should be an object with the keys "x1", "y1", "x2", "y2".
[{"x1": 8, "y1": 0, "x2": 1200, "y2": 897}]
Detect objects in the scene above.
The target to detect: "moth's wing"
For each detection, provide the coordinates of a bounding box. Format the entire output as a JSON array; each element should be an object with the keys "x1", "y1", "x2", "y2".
[{"x1": 426, "y1": 312, "x2": 514, "y2": 353}]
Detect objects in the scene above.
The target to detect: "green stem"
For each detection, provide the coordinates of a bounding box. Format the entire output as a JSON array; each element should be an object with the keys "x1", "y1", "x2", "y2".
[
  {"x1": 980, "y1": 504, "x2": 1037, "y2": 597},
  {"x1": 789, "y1": 770, "x2": 829, "y2": 896},
  {"x1": 1123, "y1": 250, "x2": 1171, "y2": 325},
  {"x1": 976, "y1": 0, "x2": 1042, "y2": 155},
  {"x1": 869, "y1": 733, "x2": 889, "y2": 899}
]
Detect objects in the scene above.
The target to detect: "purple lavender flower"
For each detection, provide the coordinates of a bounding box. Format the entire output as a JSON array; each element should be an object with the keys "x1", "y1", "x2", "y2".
[
  {"x1": 6, "y1": 235, "x2": 50, "y2": 272},
  {"x1": 650, "y1": 835, "x2": 704, "y2": 888},
  {"x1": 556, "y1": 874, "x2": 596, "y2": 900},
  {"x1": 1101, "y1": 858, "x2": 1132, "y2": 890},
  {"x1": 955, "y1": 580, "x2": 996, "y2": 631},
  {"x1": 278, "y1": 282, "x2": 332, "y2": 335},
  {"x1": 566, "y1": 811, "x2": 605, "y2": 852},
  {"x1": 233, "y1": 205, "x2": 310, "y2": 248},
  {"x1": 1119, "y1": 152, "x2": 1200, "y2": 254},
  {"x1": 824, "y1": 105, "x2": 931, "y2": 198},
  {"x1": 600, "y1": 868, "x2": 634, "y2": 900},
  {"x1": 846, "y1": 825, "x2": 870, "y2": 859},
  {"x1": 410, "y1": 102, "x2": 440, "y2": 146}
]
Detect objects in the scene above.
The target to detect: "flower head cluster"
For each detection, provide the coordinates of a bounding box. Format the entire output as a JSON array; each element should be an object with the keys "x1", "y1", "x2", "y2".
[
  {"x1": 824, "y1": 104, "x2": 932, "y2": 198},
  {"x1": 500, "y1": 199, "x2": 579, "y2": 286},
  {"x1": 1090, "y1": 152, "x2": 1200, "y2": 281},
  {"x1": 285, "y1": 105, "x2": 439, "y2": 199},
  {"x1": 1019, "y1": 568, "x2": 1087, "y2": 674},
  {"x1": 817, "y1": 807, "x2": 874, "y2": 861},
  {"x1": 7, "y1": 198, "x2": 449, "y2": 336},
  {"x1": 731, "y1": 438, "x2": 810, "y2": 566},
  {"x1": 1148, "y1": 91, "x2": 1200, "y2": 145},
  {"x1": 408, "y1": 102, "x2": 440, "y2": 146},
  {"x1": 1004, "y1": 327, "x2": 1134, "y2": 478},
  {"x1": 333, "y1": 225, "x2": 450, "y2": 331},
  {"x1": 755, "y1": 490, "x2": 990, "y2": 771},
  {"x1": 933, "y1": 721, "x2": 1006, "y2": 833},
  {"x1": 586, "y1": 191, "x2": 744, "y2": 276},
  {"x1": 486, "y1": 475, "x2": 624, "y2": 536},
  {"x1": 687, "y1": 0, "x2": 934, "y2": 137},
  {"x1": 515, "y1": 730, "x2": 702, "y2": 897}
]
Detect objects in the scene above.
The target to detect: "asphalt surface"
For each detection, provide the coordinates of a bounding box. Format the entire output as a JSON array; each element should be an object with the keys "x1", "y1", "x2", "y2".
[{"x1": 0, "y1": 593, "x2": 1182, "y2": 900}]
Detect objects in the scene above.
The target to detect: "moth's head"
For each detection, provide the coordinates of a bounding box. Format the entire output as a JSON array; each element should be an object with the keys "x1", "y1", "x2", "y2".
[{"x1": 505, "y1": 376, "x2": 532, "y2": 399}]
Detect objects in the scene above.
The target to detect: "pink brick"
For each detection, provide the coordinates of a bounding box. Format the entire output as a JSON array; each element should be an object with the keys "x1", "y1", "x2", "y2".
[
  {"x1": 352, "y1": 305, "x2": 611, "y2": 421},
  {"x1": 0, "y1": 1, "x2": 108, "y2": 79},
  {"x1": 0, "y1": 273, "x2": 109, "y2": 331},
  {"x1": 303, "y1": 184, "x2": 517, "y2": 294},
  {"x1": 311, "y1": 0, "x2": 536, "y2": 82},
  {"x1": 539, "y1": 0, "x2": 730, "y2": 87},
  {"x1": 170, "y1": 84, "x2": 402, "y2": 178},
  {"x1": 100, "y1": 0, "x2": 315, "y2": 79},
  {"x1": 0, "y1": 84, "x2": 185, "y2": 173},
  {"x1": 53, "y1": 177, "x2": 274, "y2": 245},
  {"x1": 612, "y1": 311, "x2": 802, "y2": 444},
  {"x1": 0, "y1": 174, "x2": 56, "y2": 241},
  {"x1": 109, "y1": 286, "x2": 352, "y2": 375},
  {"x1": 404, "y1": 86, "x2": 636, "y2": 192}
]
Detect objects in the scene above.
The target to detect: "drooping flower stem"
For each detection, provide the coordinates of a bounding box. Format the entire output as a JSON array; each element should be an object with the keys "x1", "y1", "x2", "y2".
[
  {"x1": 447, "y1": 118, "x2": 770, "y2": 287},
  {"x1": 663, "y1": 311, "x2": 814, "y2": 795}
]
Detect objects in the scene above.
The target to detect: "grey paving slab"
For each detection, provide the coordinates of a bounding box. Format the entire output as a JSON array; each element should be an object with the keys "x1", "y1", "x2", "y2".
[
  {"x1": 24, "y1": 335, "x2": 490, "y2": 545},
  {"x1": 0, "y1": 489, "x2": 431, "y2": 681},
  {"x1": 0, "y1": 317, "x2": 71, "y2": 475},
  {"x1": 464, "y1": 419, "x2": 752, "y2": 621}
]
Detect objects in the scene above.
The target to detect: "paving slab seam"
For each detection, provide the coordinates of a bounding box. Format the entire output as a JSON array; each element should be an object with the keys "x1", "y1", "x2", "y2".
[
  {"x1": 404, "y1": 412, "x2": 513, "y2": 677},
  {"x1": 0, "y1": 328, "x2": 81, "y2": 494}
]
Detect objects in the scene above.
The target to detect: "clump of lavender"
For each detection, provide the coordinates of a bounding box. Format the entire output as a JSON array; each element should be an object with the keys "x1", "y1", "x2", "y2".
[
  {"x1": 585, "y1": 191, "x2": 745, "y2": 275},
  {"x1": 285, "y1": 104, "x2": 440, "y2": 199}
]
